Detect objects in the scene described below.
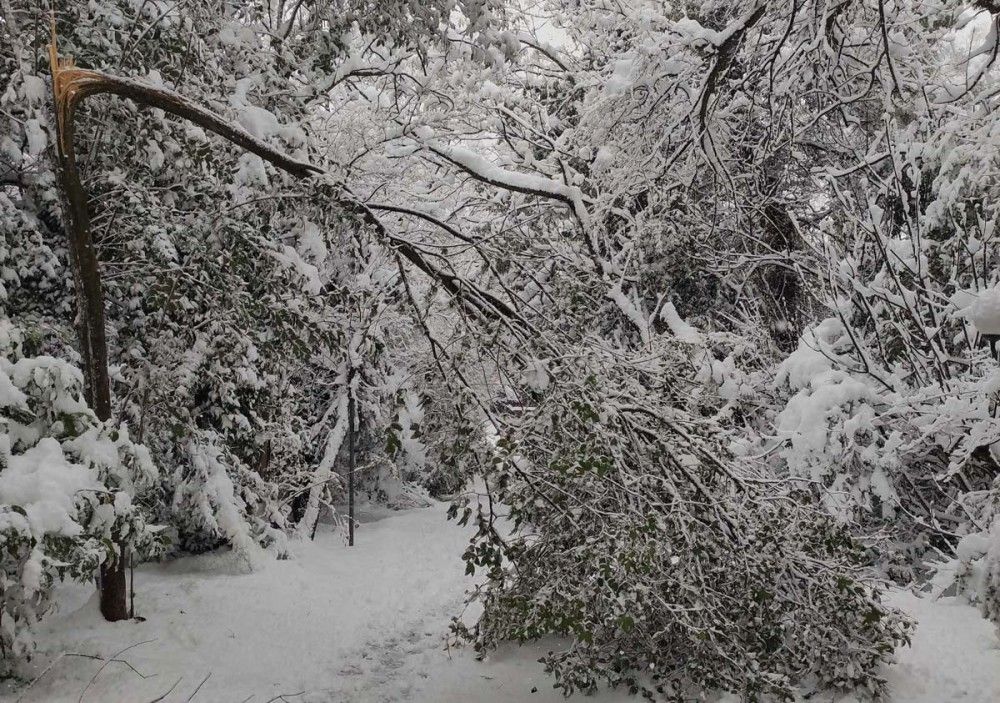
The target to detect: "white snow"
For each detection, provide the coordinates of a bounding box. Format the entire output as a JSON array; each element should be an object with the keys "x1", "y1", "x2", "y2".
[
  {"x1": 0, "y1": 439, "x2": 97, "y2": 540},
  {"x1": 592, "y1": 145, "x2": 616, "y2": 172},
  {"x1": 238, "y1": 105, "x2": 282, "y2": 141},
  {"x1": 427, "y1": 142, "x2": 580, "y2": 202},
  {"x1": 0, "y1": 366, "x2": 28, "y2": 410},
  {"x1": 957, "y1": 532, "x2": 993, "y2": 562},
  {"x1": 673, "y1": 4, "x2": 764, "y2": 49},
  {"x1": 3, "y1": 504, "x2": 999, "y2": 703},
  {"x1": 270, "y1": 245, "x2": 323, "y2": 295},
  {"x1": 147, "y1": 141, "x2": 165, "y2": 172},
  {"x1": 874, "y1": 590, "x2": 1000, "y2": 703},
  {"x1": 2, "y1": 503, "x2": 623, "y2": 703},
  {"x1": 20, "y1": 75, "x2": 46, "y2": 105},
  {"x1": 233, "y1": 152, "x2": 269, "y2": 189},
  {"x1": 184, "y1": 441, "x2": 260, "y2": 565},
  {"x1": 10, "y1": 356, "x2": 89, "y2": 416},
  {"x1": 660, "y1": 301, "x2": 703, "y2": 345},
  {"x1": 523, "y1": 358, "x2": 551, "y2": 392},
  {"x1": 298, "y1": 219, "x2": 328, "y2": 264},
  {"x1": 217, "y1": 21, "x2": 257, "y2": 48},
  {"x1": 775, "y1": 368, "x2": 878, "y2": 489},
  {"x1": 609, "y1": 283, "x2": 650, "y2": 345},
  {"x1": 774, "y1": 318, "x2": 841, "y2": 390},
  {"x1": 24, "y1": 119, "x2": 46, "y2": 157},
  {"x1": 228, "y1": 78, "x2": 307, "y2": 149},
  {"x1": 969, "y1": 287, "x2": 1000, "y2": 336},
  {"x1": 605, "y1": 58, "x2": 636, "y2": 95}
]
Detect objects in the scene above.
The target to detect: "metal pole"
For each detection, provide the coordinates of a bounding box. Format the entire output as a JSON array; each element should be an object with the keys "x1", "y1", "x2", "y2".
[
  {"x1": 129, "y1": 550, "x2": 135, "y2": 618},
  {"x1": 348, "y1": 391, "x2": 355, "y2": 547}
]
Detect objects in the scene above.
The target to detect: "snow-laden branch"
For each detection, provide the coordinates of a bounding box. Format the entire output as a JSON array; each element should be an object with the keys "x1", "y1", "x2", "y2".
[
  {"x1": 692, "y1": 3, "x2": 766, "y2": 139},
  {"x1": 51, "y1": 65, "x2": 322, "y2": 180},
  {"x1": 338, "y1": 196, "x2": 530, "y2": 329},
  {"x1": 49, "y1": 46, "x2": 524, "y2": 328},
  {"x1": 298, "y1": 389, "x2": 349, "y2": 538},
  {"x1": 424, "y1": 140, "x2": 588, "y2": 213},
  {"x1": 422, "y1": 141, "x2": 599, "y2": 257},
  {"x1": 417, "y1": 142, "x2": 664, "y2": 343}
]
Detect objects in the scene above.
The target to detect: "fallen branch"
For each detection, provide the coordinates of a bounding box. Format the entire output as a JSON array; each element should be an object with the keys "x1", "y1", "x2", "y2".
[
  {"x1": 185, "y1": 672, "x2": 212, "y2": 701},
  {"x1": 145, "y1": 677, "x2": 183, "y2": 703},
  {"x1": 263, "y1": 692, "x2": 306, "y2": 703},
  {"x1": 78, "y1": 639, "x2": 157, "y2": 703}
]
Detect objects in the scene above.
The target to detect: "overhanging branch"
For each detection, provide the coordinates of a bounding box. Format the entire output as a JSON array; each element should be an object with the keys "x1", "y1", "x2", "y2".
[{"x1": 48, "y1": 29, "x2": 521, "y2": 326}]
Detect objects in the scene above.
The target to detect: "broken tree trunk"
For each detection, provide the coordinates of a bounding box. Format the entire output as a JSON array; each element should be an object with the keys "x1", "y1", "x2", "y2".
[
  {"x1": 48, "y1": 25, "x2": 126, "y2": 623},
  {"x1": 44, "y1": 32, "x2": 524, "y2": 326}
]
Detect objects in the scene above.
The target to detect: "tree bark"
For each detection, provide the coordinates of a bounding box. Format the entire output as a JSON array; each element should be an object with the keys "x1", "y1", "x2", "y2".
[
  {"x1": 348, "y1": 392, "x2": 356, "y2": 547},
  {"x1": 49, "y1": 63, "x2": 112, "y2": 420},
  {"x1": 99, "y1": 545, "x2": 129, "y2": 622}
]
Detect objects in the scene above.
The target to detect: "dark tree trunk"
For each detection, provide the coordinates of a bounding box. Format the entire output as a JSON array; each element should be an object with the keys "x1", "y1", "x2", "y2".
[
  {"x1": 289, "y1": 492, "x2": 309, "y2": 525},
  {"x1": 100, "y1": 545, "x2": 129, "y2": 621},
  {"x1": 51, "y1": 74, "x2": 112, "y2": 419},
  {"x1": 49, "y1": 32, "x2": 127, "y2": 623},
  {"x1": 760, "y1": 202, "x2": 806, "y2": 353}
]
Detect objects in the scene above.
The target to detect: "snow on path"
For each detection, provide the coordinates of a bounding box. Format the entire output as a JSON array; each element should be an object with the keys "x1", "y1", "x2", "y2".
[
  {"x1": 2, "y1": 502, "x2": 998, "y2": 702},
  {"x1": 2, "y1": 503, "x2": 623, "y2": 703},
  {"x1": 879, "y1": 590, "x2": 1000, "y2": 703}
]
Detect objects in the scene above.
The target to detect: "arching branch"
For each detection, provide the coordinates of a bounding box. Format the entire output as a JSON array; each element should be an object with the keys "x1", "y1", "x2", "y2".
[{"x1": 50, "y1": 63, "x2": 321, "y2": 180}]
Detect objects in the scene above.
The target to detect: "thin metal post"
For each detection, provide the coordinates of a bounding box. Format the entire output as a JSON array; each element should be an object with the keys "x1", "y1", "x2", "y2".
[
  {"x1": 348, "y1": 392, "x2": 355, "y2": 546},
  {"x1": 129, "y1": 550, "x2": 135, "y2": 619}
]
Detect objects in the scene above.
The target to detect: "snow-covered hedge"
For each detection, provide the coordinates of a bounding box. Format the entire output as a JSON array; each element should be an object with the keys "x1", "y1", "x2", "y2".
[
  {"x1": 0, "y1": 321, "x2": 164, "y2": 669},
  {"x1": 949, "y1": 486, "x2": 1000, "y2": 626},
  {"x1": 169, "y1": 431, "x2": 286, "y2": 565}
]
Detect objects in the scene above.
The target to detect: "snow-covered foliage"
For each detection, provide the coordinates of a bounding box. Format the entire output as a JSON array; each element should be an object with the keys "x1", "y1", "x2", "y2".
[
  {"x1": 953, "y1": 508, "x2": 1000, "y2": 625},
  {"x1": 452, "y1": 343, "x2": 911, "y2": 700},
  {"x1": 5, "y1": 0, "x2": 1000, "y2": 698},
  {"x1": 0, "y1": 0, "x2": 494, "y2": 563},
  {"x1": 0, "y1": 320, "x2": 163, "y2": 669}
]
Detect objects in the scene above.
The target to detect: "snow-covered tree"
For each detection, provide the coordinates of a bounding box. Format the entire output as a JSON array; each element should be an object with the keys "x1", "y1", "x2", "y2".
[{"x1": 0, "y1": 319, "x2": 163, "y2": 669}]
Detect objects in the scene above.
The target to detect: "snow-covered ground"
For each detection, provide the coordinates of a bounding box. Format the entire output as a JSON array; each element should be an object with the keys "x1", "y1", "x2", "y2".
[{"x1": 2, "y1": 502, "x2": 999, "y2": 703}]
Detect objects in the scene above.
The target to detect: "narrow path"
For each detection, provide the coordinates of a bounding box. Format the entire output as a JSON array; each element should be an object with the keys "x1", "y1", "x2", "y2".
[{"x1": 3, "y1": 504, "x2": 475, "y2": 703}]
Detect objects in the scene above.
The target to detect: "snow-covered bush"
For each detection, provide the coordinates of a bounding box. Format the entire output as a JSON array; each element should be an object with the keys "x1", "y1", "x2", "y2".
[
  {"x1": 385, "y1": 373, "x2": 489, "y2": 499},
  {"x1": 452, "y1": 347, "x2": 911, "y2": 701},
  {"x1": 0, "y1": 321, "x2": 163, "y2": 669},
  {"x1": 770, "y1": 318, "x2": 902, "y2": 524},
  {"x1": 169, "y1": 431, "x2": 284, "y2": 564},
  {"x1": 752, "y1": 102, "x2": 1000, "y2": 574},
  {"x1": 751, "y1": 303, "x2": 1000, "y2": 580},
  {"x1": 941, "y1": 479, "x2": 1000, "y2": 626}
]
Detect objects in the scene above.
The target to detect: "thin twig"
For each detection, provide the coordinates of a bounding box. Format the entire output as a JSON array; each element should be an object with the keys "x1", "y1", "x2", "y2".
[
  {"x1": 78, "y1": 639, "x2": 156, "y2": 703},
  {"x1": 16, "y1": 653, "x2": 67, "y2": 702},
  {"x1": 263, "y1": 692, "x2": 305, "y2": 703},
  {"x1": 145, "y1": 677, "x2": 183, "y2": 703},
  {"x1": 64, "y1": 652, "x2": 155, "y2": 679},
  {"x1": 185, "y1": 672, "x2": 212, "y2": 701}
]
